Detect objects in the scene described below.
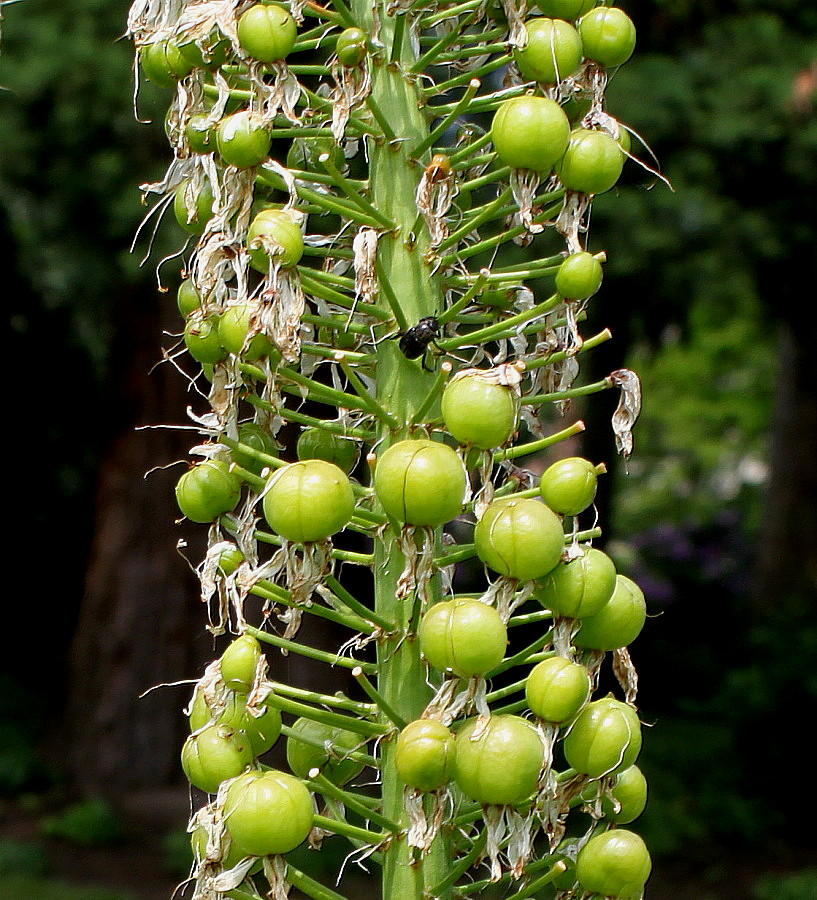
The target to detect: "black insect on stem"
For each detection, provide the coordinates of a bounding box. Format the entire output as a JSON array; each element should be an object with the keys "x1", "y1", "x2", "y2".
[{"x1": 398, "y1": 316, "x2": 441, "y2": 371}]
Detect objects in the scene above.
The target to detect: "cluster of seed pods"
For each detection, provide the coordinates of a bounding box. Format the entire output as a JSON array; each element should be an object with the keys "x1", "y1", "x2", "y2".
[{"x1": 128, "y1": 0, "x2": 655, "y2": 897}]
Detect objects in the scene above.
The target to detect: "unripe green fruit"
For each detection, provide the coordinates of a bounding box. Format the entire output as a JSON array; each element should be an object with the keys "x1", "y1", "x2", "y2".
[
  {"x1": 539, "y1": 456, "x2": 599, "y2": 514},
  {"x1": 247, "y1": 208, "x2": 304, "y2": 271},
  {"x1": 218, "y1": 304, "x2": 274, "y2": 360},
  {"x1": 474, "y1": 497, "x2": 564, "y2": 582},
  {"x1": 578, "y1": 6, "x2": 637, "y2": 68},
  {"x1": 336, "y1": 27, "x2": 368, "y2": 66},
  {"x1": 185, "y1": 113, "x2": 216, "y2": 154},
  {"x1": 189, "y1": 687, "x2": 282, "y2": 758},
  {"x1": 374, "y1": 439, "x2": 466, "y2": 527},
  {"x1": 223, "y1": 770, "x2": 314, "y2": 856},
  {"x1": 175, "y1": 459, "x2": 241, "y2": 523},
  {"x1": 441, "y1": 372, "x2": 518, "y2": 449},
  {"x1": 183, "y1": 314, "x2": 227, "y2": 365},
  {"x1": 555, "y1": 254, "x2": 604, "y2": 301},
  {"x1": 535, "y1": 546, "x2": 617, "y2": 618},
  {"x1": 237, "y1": 4, "x2": 298, "y2": 63},
  {"x1": 296, "y1": 426, "x2": 358, "y2": 473},
  {"x1": 515, "y1": 18, "x2": 583, "y2": 85},
  {"x1": 454, "y1": 715, "x2": 544, "y2": 806},
  {"x1": 174, "y1": 180, "x2": 214, "y2": 235},
  {"x1": 556, "y1": 128, "x2": 625, "y2": 195},
  {"x1": 491, "y1": 96, "x2": 570, "y2": 173},
  {"x1": 139, "y1": 39, "x2": 194, "y2": 88},
  {"x1": 536, "y1": 0, "x2": 595, "y2": 20},
  {"x1": 181, "y1": 724, "x2": 254, "y2": 794},
  {"x1": 576, "y1": 828, "x2": 652, "y2": 899},
  {"x1": 286, "y1": 717, "x2": 365, "y2": 785},
  {"x1": 216, "y1": 110, "x2": 271, "y2": 168},
  {"x1": 395, "y1": 720, "x2": 456, "y2": 792},
  {"x1": 574, "y1": 574, "x2": 647, "y2": 650},
  {"x1": 220, "y1": 634, "x2": 262, "y2": 692},
  {"x1": 525, "y1": 656, "x2": 590, "y2": 723},
  {"x1": 262, "y1": 459, "x2": 355, "y2": 542},
  {"x1": 177, "y1": 278, "x2": 202, "y2": 317},
  {"x1": 563, "y1": 696, "x2": 642, "y2": 777},
  {"x1": 419, "y1": 599, "x2": 507, "y2": 678},
  {"x1": 603, "y1": 765, "x2": 648, "y2": 824},
  {"x1": 231, "y1": 422, "x2": 278, "y2": 476}
]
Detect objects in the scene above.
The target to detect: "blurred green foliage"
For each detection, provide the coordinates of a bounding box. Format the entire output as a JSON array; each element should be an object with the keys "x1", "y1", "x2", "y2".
[
  {"x1": 40, "y1": 798, "x2": 124, "y2": 847},
  {"x1": 0, "y1": 876, "x2": 134, "y2": 900}
]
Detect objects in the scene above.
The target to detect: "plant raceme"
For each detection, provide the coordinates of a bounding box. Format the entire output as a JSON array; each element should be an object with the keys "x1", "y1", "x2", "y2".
[{"x1": 127, "y1": 0, "x2": 655, "y2": 897}]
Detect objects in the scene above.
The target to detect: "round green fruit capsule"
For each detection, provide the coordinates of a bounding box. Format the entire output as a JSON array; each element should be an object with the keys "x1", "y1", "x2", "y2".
[
  {"x1": 578, "y1": 6, "x2": 637, "y2": 68},
  {"x1": 177, "y1": 278, "x2": 202, "y2": 317},
  {"x1": 602, "y1": 765, "x2": 648, "y2": 824},
  {"x1": 191, "y1": 817, "x2": 259, "y2": 870},
  {"x1": 185, "y1": 113, "x2": 216, "y2": 154},
  {"x1": 262, "y1": 459, "x2": 354, "y2": 543},
  {"x1": 174, "y1": 179, "x2": 215, "y2": 236},
  {"x1": 286, "y1": 717, "x2": 365, "y2": 786},
  {"x1": 419, "y1": 599, "x2": 507, "y2": 679},
  {"x1": 183, "y1": 314, "x2": 227, "y2": 365},
  {"x1": 373, "y1": 439, "x2": 466, "y2": 527},
  {"x1": 189, "y1": 687, "x2": 282, "y2": 758},
  {"x1": 336, "y1": 27, "x2": 368, "y2": 66},
  {"x1": 237, "y1": 4, "x2": 298, "y2": 63},
  {"x1": 177, "y1": 30, "x2": 232, "y2": 70},
  {"x1": 535, "y1": 546, "x2": 617, "y2": 619},
  {"x1": 216, "y1": 110, "x2": 271, "y2": 168},
  {"x1": 231, "y1": 422, "x2": 278, "y2": 476},
  {"x1": 454, "y1": 715, "x2": 544, "y2": 806},
  {"x1": 220, "y1": 634, "x2": 262, "y2": 692},
  {"x1": 395, "y1": 720, "x2": 456, "y2": 792},
  {"x1": 181, "y1": 724, "x2": 254, "y2": 794},
  {"x1": 556, "y1": 128, "x2": 625, "y2": 195},
  {"x1": 491, "y1": 95, "x2": 570, "y2": 173},
  {"x1": 296, "y1": 427, "x2": 358, "y2": 473},
  {"x1": 525, "y1": 656, "x2": 590, "y2": 724},
  {"x1": 563, "y1": 696, "x2": 642, "y2": 778},
  {"x1": 247, "y1": 208, "x2": 304, "y2": 272},
  {"x1": 574, "y1": 574, "x2": 647, "y2": 650},
  {"x1": 515, "y1": 17, "x2": 582, "y2": 85},
  {"x1": 474, "y1": 497, "x2": 564, "y2": 582},
  {"x1": 576, "y1": 828, "x2": 651, "y2": 899},
  {"x1": 218, "y1": 304, "x2": 274, "y2": 360},
  {"x1": 223, "y1": 770, "x2": 314, "y2": 856},
  {"x1": 175, "y1": 459, "x2": 241, "y2": 524},
  {"x1": 441, "y1": 371, "x2": 518, "y2": 449},
  {"x1": 540, "y1": 456, "x2": 599, "y2": 515},
  {"x1": 139, "y1": 39, "x2": 194, "y2": 88},
  {"x1": 555, "y1": 253, "x2": 604, "y2": 301},
  {"x1": 536, "y1": 0, "x2": 595, "y2": 20}
]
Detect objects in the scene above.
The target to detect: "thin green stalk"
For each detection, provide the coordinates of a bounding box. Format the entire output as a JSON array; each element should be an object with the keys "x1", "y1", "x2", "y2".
[{"x1": 247, "y1": 625, "x2": 378, "y2": 674}]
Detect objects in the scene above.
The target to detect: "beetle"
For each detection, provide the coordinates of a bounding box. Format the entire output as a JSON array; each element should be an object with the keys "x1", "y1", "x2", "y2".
[{"x1": 398, "y1": 316, "x2": 441, "y2": 369}]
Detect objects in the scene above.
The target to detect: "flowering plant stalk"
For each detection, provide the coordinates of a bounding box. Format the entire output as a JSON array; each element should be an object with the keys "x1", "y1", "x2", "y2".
[{"x1": 128, "y1": 0, "x2": 654, "y2": 897}]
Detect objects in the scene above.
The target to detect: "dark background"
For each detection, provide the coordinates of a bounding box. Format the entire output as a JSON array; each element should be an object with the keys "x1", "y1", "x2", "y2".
[{"x1": 1, "y1": 0, "x2": 815, "y2": 897}]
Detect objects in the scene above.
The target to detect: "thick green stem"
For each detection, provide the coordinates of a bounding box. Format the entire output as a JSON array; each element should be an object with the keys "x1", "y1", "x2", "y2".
[{"x1": 347, "y1": 3, "x2": 452, "y2": 896}]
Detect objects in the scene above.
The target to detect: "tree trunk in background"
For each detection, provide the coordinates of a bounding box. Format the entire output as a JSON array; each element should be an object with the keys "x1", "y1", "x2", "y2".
[
  {"x1": 749, "y1": 321, "x2": 817, "y2": 613},
  {"x1": 63, "y1": 293, "x2": 208, "y2": 795}
]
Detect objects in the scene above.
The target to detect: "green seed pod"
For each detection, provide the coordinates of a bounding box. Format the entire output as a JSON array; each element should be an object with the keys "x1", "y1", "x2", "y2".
[
  {"x1": 574, "y1": 574, "x2": 647, "y2": 650},
  {"x1": 474, "y1": 497, "x2": 564, "y2": 582},
  {"x1": 418, "y1": 599, "x2": 507, "y2": 678},
  {"x1": 286, "y1": 716, "x2": 365, "y2": 786},
  {"x1": 247, "y1": 207, "x2": 304, "y2": 271},
  {"x1": 220, "y1": 634, "x2": 262, "y2": 692},
  {"x1": 181, "y1": 724, "x2": 254, "y2": 794},
  {"x1": 555, "y1": 254, "x2": 604, "y2": 301},
  {"x1": 395, "y1": 720, "x2": 456, "y2": 792},
  {"x1": 297, "y1": 426, "x2": 358, "y2": 473},
  {"x1": 525, "y1": 656, "x2": 590, "y2": 724},
  {"x1": 262, "y1": 459, "x2": 355, "y2": 543},
  {"x1": 515, "y1": 17, "x2": 583, "y2": 85},
  {"x1": 576, "y1": 828, "x2": 652, "y2": 899},
  {"x1": 563, "y1": 696, "x2": 642, "y2": 777},
  {"x1": 373, "y1": 439, "x2": 466, "y2": 527},
  {"x1": 454, "y1": 715, "x2": 544, "y2": 806},
  {"x1": 535, "y1": 545, "x2": 617, "y2": 618},
  {"x1": 237, "y1": 3, "x2": 298, "y2": 63},
  {"x1": 175, "y1": 459, "x2": 241, "y2": 523},
  {"x1": 441, "y1": 370, "x2": 519, "y2": 449},
  {"x1": 539, "y1": 456, "x2": 599, "y2": 514},
  {"x1": 223, "y1": 770, "x2": 314, "y2": 856}
]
